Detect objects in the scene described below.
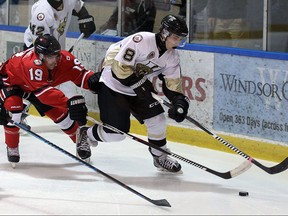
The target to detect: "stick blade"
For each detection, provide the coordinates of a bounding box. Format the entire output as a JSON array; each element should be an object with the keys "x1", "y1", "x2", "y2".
[
  {"x1": 270, "y1": 157, "x2": 288, "y2": 174},
  {"x1": 229, "y1": 160, "x2": 252, "y2": 178},
  {"x1": 151, "y1": 199, "x2": 171, "y2": 207}
]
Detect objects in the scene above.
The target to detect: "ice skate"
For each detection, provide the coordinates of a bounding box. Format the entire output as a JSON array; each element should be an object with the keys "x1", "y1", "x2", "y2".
[
  {"x1": 149, "y1": 147, "x2": 182, "y2": 173},
  {"x1": 76, "y1": 126, "x2": 92, "y2": 163},
  {"x1": 7, "y1": 147, "x2": 20, "y2": 169}
]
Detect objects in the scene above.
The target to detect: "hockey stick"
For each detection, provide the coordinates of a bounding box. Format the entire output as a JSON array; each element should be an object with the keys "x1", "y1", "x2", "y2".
[
  {"x1": 151, "y1": 93, "x2": 288, "y2": 175},
  {"x1": 87, "y1": 116, "x2": 252, "y2": 179},
  {"x1": 10, "y1": 120, "x2": 171, "y2": 207},
  {"x1": 68, "y1": 33, "x2": 84, "y2": 53}
]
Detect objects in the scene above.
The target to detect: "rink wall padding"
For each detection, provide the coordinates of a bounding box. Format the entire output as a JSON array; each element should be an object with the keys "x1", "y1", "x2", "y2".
[{"x1": 28, "y1": 105, "x2": 287, "y2": 163}]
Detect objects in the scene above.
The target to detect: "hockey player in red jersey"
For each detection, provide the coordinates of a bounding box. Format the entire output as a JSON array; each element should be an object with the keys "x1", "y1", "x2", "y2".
[{"x1": 0, "y1": 34, "x2": 98, "y2": 167}]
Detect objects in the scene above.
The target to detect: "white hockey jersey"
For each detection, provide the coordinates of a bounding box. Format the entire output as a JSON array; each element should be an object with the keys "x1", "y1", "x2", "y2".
[
  {"x1": 100, "y1": 31, "x2": 183, "y2": 96},
  {"x1": 24, "y1": 0, "x2": 84, "y2": 49}
]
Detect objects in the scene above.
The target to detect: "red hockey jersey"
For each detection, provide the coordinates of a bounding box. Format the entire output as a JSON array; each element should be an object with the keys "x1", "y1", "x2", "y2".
[{"x1": 0, "y1": 48, "x2": 94, "y2": 109}]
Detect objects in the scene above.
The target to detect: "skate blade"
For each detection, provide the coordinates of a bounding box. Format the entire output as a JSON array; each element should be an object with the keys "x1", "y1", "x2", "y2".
[
  {"x1": 10, "y1": 162, "x2": 16, "y2": 169},
  {"x1": 20, "y1": 130, "x2": 29, "y2": 136},
  {"x1": 156, "y1": 167, "x2": 183, "y2": 174},
  {"x1": 82, "y1": 157, "x2": 91, "y2": 163},
  {"x1": 76, "y1": 153, "x2": 91, "y2": 164}
]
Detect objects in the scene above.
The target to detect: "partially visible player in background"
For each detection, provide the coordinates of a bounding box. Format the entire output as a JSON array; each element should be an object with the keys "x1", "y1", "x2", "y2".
[
  {"x1": 22, "y1": 0, "x2": 96, "y2": 128},
  {"x1": 97, "y1": 0, "x2": 156, "y2": 36},
  {"x1": 24, "y1": 0, "x2": 96, "y2": 50},
  {"x1": 0, "y1": 34, "x2": 99, "y2": 167}
]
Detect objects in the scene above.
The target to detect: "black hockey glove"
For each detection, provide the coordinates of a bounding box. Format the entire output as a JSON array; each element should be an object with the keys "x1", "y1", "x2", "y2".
[
  {"x1": 67, "y1": 95, "x2": 88, "y2": 126},
  {"x1": 88, "y1": 72, "x2": 102, "y2": 94},
  {"x1": 78, "y1": 15, "x2": 96, "y2": 38},
  {"x1": 131, "y1": 75, "x2": 157, "y2": 100},
  {"x1": 168, "y1": 94, "x2": 189, "y2": 123},
  {"x1": 0, "y1": 105, "x2": 11, "y2": 125}
]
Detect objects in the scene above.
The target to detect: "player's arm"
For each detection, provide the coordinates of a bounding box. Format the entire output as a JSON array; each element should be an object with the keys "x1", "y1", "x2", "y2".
[
  {"x1": 159, "y1": 61, "x2": 190, "y2": 123},
  {"x1": 110, "y1": 39, "x2": 157, "y2": 98},
  {"x1": 72, "y1": 6, "x2": 96, "y2": 38},
  {"x1": 33, "y1": 85, "x2": 69, "y2": 109},
  {"x1": 109, "y1": 35, "x2": 145, "y2": 83},
  {"x1": 30, "y1": 76, "x2": 88, "y2": 124},
  {"x1": 59, "y1": 51, "x2": 99, "y2": 93}
]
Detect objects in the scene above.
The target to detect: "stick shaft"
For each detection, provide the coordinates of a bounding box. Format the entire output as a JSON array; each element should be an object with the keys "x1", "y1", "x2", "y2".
[
  {"x1": 87, "y1": 116, "x2": 252, "y2": 179},
  {"x1": 68, "y1": 33, "x2": 84, "y2": 53},
  {"x1": 10, "y1": 120, "x2": 171, "y2": 207}
]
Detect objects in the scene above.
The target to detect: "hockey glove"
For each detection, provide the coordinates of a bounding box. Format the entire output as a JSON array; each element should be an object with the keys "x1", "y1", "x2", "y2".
[
  {"x1": 67, "y1": 95, "x2": 88, "y2": 126},
  {"x1": 88, "y1": 72, "x2": 102, "y2": 94},
  {"x1": 168, "y1": 94, "x2": 189, "y2": 123},
  {"x1": 0, "y1": 105, "x2": 11, "y2": 125},
  {"x1": 78, "y1": 15, "x2": 96, "y2": 38}
]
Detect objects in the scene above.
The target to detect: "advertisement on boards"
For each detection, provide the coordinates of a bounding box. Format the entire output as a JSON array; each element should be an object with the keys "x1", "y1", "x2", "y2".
[{"x1": 213, "y1": 54, "x2": 288, "y2": 143}]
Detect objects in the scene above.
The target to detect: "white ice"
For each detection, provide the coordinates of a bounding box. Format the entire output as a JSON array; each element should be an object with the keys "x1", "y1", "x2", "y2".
[{"x1": 0, "y1": 116, "x2": 287, "y2": 215}]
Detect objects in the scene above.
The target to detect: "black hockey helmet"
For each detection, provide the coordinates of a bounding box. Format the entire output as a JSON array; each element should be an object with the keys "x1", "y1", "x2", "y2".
[
  {"x1": 34, "y1": 34, "x2": 61, "y2": 57},
  {"x1": 160, "y1": 14, "x2": 188, "y2": 37},
  {"x1": 47, "y1": 0, "x2": 63, "y2": 10}
]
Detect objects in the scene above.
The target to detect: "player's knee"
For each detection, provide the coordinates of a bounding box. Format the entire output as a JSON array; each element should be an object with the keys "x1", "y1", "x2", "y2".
[
  {"x1": 4, "y1": 95, "x2": 23, "y2": 113},
  {"x1": 45, "y1": 108, "x2": 72, "y2": 130},
  {"x1": 144, "y1": 113, "x2": 166, "y2": 140}
]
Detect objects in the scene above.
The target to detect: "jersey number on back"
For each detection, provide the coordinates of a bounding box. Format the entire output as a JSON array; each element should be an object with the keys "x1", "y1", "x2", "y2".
[{"x1": 29, "y1": 23, "x2": 45, "y2": 36}]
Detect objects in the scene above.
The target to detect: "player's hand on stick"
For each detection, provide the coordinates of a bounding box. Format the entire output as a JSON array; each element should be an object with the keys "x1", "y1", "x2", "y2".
[{"x1": 168, "y1": 94, "x2": 189, "y2": 123}]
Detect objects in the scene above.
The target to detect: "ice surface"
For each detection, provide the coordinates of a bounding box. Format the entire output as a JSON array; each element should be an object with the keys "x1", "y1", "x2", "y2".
[{"x1": 0, "y1": 116, "x2": 287, "y2": 215}]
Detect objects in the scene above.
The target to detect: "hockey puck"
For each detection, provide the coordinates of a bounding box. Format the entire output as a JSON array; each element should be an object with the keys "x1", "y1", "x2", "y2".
[{"x1": 239, "y1": 191, "x2": 249, "y2": 196}]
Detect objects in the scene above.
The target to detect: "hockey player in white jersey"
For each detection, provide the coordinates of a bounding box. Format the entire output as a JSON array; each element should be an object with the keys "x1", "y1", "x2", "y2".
[
  {"x1": 24, "y1": 0, "x2": 95, "y2": 49},
  {"x1": 23, "y1": 0, "x2": 96, "y2": 97},
  {"x1": 22, "y1": 0, "x2": 96, "y2": 129},
  {"x1": 83, "y1": 14, "x2": 190, "y2": 173}
]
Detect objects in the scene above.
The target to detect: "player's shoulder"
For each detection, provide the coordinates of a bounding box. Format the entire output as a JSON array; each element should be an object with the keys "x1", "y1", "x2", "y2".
[
  {"x1": 12, "y1": 50, "x2": 44, "y2": 70},
  {"x1": 31, "y1": 0, "x2": 54, "y2": 19},
  {"x1": 124, "y1": 32, "x2": 156, "y2": 51},
  {"x1": 32, "y1": 0, "x2": 52, "y2": 12},
  {"x1": 66, "y1": 0, "x2": 82, "y2": 6},
  {"x1": 60, "y1": 50, "x2": 75, "y2": 58},
  {"x1": 59, "y1": 50, "x2": 77, "y2": 63},
  {"x1": 166, "y1": 49, "x2": 180, "y2": 65},
  {"x1": 129, "y1": 32, "x2": 155, "y2": 44}
]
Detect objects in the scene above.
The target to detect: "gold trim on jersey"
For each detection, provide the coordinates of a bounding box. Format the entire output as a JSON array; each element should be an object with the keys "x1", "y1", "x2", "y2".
[
  {"x1": 165, "y1": 78, "x2": 184, "y2": 94},
  {"x1": 112, "y1": 61, "x2": 134, "y2": 79}
]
